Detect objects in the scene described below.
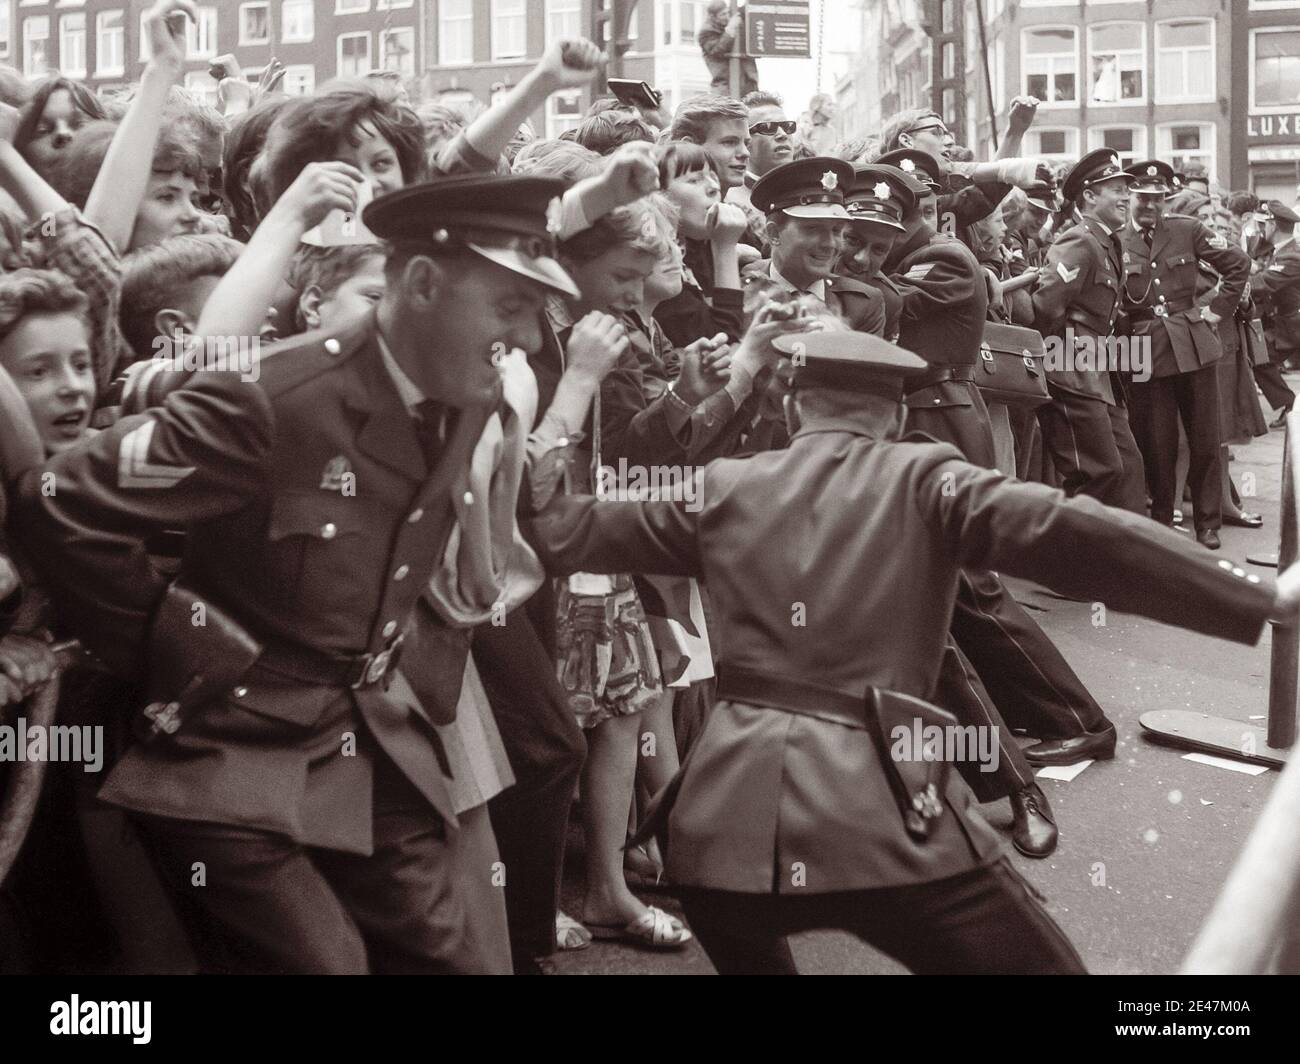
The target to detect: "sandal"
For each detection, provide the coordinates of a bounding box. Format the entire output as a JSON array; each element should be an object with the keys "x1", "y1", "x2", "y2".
[
  {"x1": 555, "y1": 910, "x2": 592, "y2": 951},
  {"x1": 587, "y1": 905, "x2": 693, "y2": 949}
]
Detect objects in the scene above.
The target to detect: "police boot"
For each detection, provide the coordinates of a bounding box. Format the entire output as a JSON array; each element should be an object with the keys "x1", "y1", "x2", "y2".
[{"x1": 1010, "y1": 783, "x2": 1057, "y2": 859}]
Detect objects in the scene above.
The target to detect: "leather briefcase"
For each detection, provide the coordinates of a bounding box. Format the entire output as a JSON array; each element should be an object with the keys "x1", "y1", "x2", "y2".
[{"x1": 975, "y1": 321, "x2": 1051, "y2": 408}]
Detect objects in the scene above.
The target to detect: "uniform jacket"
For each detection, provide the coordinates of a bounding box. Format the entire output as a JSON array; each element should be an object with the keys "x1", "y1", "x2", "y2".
[
  {"x1": 1119, "y1": 215, "x2": 1251, "y2": 378},
  {"x1": 742, "y1": 259, "x2": 888, "y2": 336},
  {"x1": 884, "y1": 227, "x2": 996, "y2": 468},
  {"x1": 523, "y1": 419, "x2": 1274, "y2": 892},
  {"x1": 13, "y1": 309, "x2": 495, "y2": 854},
  {"x1": 1254, "y1": 237, "x2": 1300, "y2": 353},
  {"x1": 861, "y1": 271, "x2": 904, "y2": 343},
  {"x1": 1032, "y1": 215, "x2": 1124, "y2": 404}
]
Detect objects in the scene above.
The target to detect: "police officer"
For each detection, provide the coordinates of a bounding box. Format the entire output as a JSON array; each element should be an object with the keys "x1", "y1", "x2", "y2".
[
  {"x1": 12, "y1": 175, "x2": 582, "y2": 974},
  {"x1": 1248, "y1": 200, "x2": 1298, "y2": 424},
  {"x1": 1253, "y1": 199, "x2": 1300, "y2": 398},
  {"x1": 1119, "y1": 160, "x2": 1251, "y2": 549},
  {"x1": 522, "y1": 327, "x2": 1291, "y2": 975},
  {"x1": 1032, "y1": 148, "x2": 1146, "y2": 512},
  {"x1": 744, "y1": 157, "x2": 887, "y2": 334}
]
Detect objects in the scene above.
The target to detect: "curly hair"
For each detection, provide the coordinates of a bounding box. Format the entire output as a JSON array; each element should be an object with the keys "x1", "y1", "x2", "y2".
[
  {"x1": 0, "y1": 268, "x2": 89, "y2": 346},
  {"x1": 261, "y1": 80, "x2": 425, "y2": 207}
]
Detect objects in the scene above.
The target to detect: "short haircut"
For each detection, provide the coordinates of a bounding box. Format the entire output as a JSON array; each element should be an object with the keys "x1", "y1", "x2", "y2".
[
  {"x1": 47, "y1": 121, "x2": 206, "y2": 210},
  {"x1": 878, "y1": 108, "x2": 941, "y2": 154},
  {"x1": 1165, "y1": 189, "x2": 1211, "y2": 217},
  {"x1": 586, "y1": 95, "x2": 633, "y2": 117},
  {"x1": 222, "y1": 96, "x2": 291, "y2": 238},
  {"x1": 0, "y1": 268, "x2": 89, "y2": 346},
  {"x1": 287, "y1": 244, "x2": 385, "y2": 300},
  {"x1": 560, "y1": 198, "x2": 669, "y2": 266},
  {"x1": 655, "y1": 139, "x2": 722, "y2": 188},
  {"x1": 574, "y1": 110, "x2": 656, "y2": 155},
  {"x1": 742, "y1": 90, "x2": 783, "y2": 110},
  {"x1": 119, "y1": 233, "x2": 245, "y2": 358},
  {"x1": 261, "y1": 80, "x2": 425, "y2": 207},
  {"x1": 1226, "y1": 191, "x2": 1258, "y2": 217},
  {"x1": 670, "y1": 94, "x2": 747, "y2": 143},
  {"x1": 512, "y1": 139, "x2": 602, "y2": 181},
  {"x1": 833, "y1": 137, "x2": 877, "y2": 165}
]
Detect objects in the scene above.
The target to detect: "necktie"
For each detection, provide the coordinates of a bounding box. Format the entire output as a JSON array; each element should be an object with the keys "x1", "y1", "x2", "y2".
[
  {"x1": 1142, "y1": 227, "x2": 1153, "y2": 249},
  {"x1": 414, "y1": 399, "x2": 445, "y2": 469}
]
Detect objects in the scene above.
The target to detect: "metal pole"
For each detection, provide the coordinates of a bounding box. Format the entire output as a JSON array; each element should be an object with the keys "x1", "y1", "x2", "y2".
[
  {"x1": 1269, "y1": 412, "x2": 1300, "y2": 750},
  {"x1": 729, "y1": 0, "x2": 741, "y2": 99},
  {"x1": 973, "y1": 0, "x2": 998, "y2": 152}
]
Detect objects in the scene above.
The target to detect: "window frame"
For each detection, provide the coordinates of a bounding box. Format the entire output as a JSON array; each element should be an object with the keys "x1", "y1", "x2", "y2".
[
  {"x1": 281, "y1": 63, "x2": 315, "y2": 95},
  {"x1": 281, "y1": 0, "x2": 314, "y2": 43},
  {"x1": 57, "y1": 9, "x2": 84, "y2": 77},
  {"x1": 546, "y1": 87, "x2": 583, "y2": 139},
  {"x1": 1154, "y1": 18, "x2": 1216, "y2": 105},
  {"x1": 95, "y1": 9, "x2": 122, "y2": 76},
  {"x1": 1087, "y1": 125, "x2": 1148, "y2": 170},
  {"x1": 337, "y1": 29, "x2": 371, "y2": 79},
  {"x1": 335, "y1": 0, "x2": 371, "y2": 14},
  {"x1": 439, "y1": 0, "x2": 473, "y2": 66},
  {"x1": 1021, "y1": 25, "x2": 1080, "y2": 108},
  {"x1": 22, "y1": 14, "x2": 48, "y2": 78},
  {"x1": 1249, "y1": 26, "x2": 1300, "y2": 114},
  {"x1": 0, "y1": 3, "x2": 10, "y2": 61},
  {"x1": 492, "y1": 0, "x2": 527, "y2": 62},
  {"x1": 1087, "y1": 20, "x2": 1146, "y2": 107},
  {"x1": 1024, "y1": 126, "x2": 1079, "y2": 163},
  {"x1": 379, "y1": 25, "x2": 415, "y2": 79},
  {"x1": 546, "y1": 0, "x2": 581, "y2": 47},
  {"x1": 237, "y1": 1, "x2": 270, "y2": 48},
  {"x1": 186, "y1": 5, "x2": 217, "y2": 60},
  {"x1": 1155, "y1": 121, "x2": 1216, "y2": 182}
]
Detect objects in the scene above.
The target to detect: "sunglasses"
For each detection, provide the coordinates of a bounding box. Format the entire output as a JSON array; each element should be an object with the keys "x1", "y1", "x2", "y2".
[
  {"x1": 749, "y1": 120, "x2": 796, "y2": 137},
  {"x1": 907, "y1": 122, "x2": 951, "y2": 138}
]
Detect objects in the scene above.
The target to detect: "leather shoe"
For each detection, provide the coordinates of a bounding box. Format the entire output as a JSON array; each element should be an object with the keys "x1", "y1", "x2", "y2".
[
  {"x1": 1010, "y1": 784, "x2": 1057, "y2": 858},
  {"x1": 1023, "y1": 721, "x2": 1117, "y2": 766},
  {"x1": 1223, "y1": 511, "x2": 1263, "y2": 529},
  {"x1": 1271, "y1": 407, "x2": 1291, "y2": 429},
  {"x1": 1196, "y1": 528, "x2": 1221, "y2": 550}
]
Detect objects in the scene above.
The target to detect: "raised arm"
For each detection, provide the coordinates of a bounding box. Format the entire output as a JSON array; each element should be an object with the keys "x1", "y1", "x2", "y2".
[{"x1": 84, "y1": 0, "x2": 195, "y2": 254}]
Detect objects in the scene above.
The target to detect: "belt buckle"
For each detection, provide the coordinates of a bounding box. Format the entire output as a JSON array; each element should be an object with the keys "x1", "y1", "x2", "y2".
[{"x1": 353, "y1": 634, "x2": 405, "y2": 689}]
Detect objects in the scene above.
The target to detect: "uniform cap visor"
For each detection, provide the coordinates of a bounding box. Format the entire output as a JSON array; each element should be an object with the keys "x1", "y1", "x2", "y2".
[
  {"x1": 467, "y1": 243, "x2": 580, "y2": 299},
  {"x1": 781, "y1": 203, "x2": 851, "y2": 220},
  {"x1": 846, "y1": 211, "x2": 905, "y2": 230}
]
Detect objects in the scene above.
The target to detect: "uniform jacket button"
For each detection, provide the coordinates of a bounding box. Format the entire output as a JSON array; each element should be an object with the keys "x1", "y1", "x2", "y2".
[
  {"x1": 324, "y1": 338, "x2": 341, "y2": 355},
  {"x1": 382, "y1": 620, "x2": 397, "y2": 638},
  {"x1": 393, "y1": 565, "x2": 409, "y2": 581},
  {"x1": 320, "y1": 522, "x2": 337, "y2": 539},
  {"x1": 1153, "y1": 278, "x2": 1161, "y2": 285},
  {"x1": 933, "y1": 398, "x2": 941, "y2": 405},
  {"x1": 1218, "y1": 559, "x2": 1233, "y2": 570},
  {"x1": 407, "y1": 508, "x2": 424, "y2": 523},
  {"x1": 463, "y1": 491, "x2": 474, "y2": 506},
  {"x1": 233, "y1": 686, "x2": 248, "y2": 698}
]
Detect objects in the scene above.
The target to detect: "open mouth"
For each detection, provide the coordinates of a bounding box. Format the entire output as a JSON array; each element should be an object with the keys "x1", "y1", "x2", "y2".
[{"x1": 50, "y1": 409, "x2": 88, "y2": 438}]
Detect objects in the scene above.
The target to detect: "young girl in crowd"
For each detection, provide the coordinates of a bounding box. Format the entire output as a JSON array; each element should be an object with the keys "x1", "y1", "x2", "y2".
[{"x1": 14, "y1": 77, "x2": 109, "y2": 181}]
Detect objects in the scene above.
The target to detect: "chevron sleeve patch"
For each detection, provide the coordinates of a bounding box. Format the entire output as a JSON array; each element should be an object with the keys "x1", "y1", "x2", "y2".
[
  {"x1": 117, "y1": 420, "x2": 196, "y2": 489},
  {"x1": 1056, "y1": 262, "x2": 1081, "y2": 283}
]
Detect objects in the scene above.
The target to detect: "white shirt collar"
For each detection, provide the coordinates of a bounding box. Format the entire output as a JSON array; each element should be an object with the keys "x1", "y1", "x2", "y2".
[
  {"x1": 770, "y1": 261, "x2": 827, "y2": 302},
  {"x1": 376, "y1": 330, "x2": 425, "y2": 417}
]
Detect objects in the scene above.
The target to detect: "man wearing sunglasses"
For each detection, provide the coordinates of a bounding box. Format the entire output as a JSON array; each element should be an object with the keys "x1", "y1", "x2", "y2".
[{"x1": 726, "y1": 92, "x2": 797, "y2": 242}]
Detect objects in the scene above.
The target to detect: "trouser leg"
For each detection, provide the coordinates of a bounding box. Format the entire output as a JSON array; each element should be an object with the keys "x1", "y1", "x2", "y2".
[
  {"x1": 1107, "y1": 400, "x2": 1148, "y2": 514},
  {"x1": 1176, "y1": 365, "x2": 1223, "y2": 531},
  {"x1": 1255, "y1": 361, "x2": 1295, "y2": 412},
  {"x1": 1135, "y1": 376, "x2": 1180, "y2": 524},
  {"x1": 1037, "y1": 389, "x2": 1126, "y2": 506}
]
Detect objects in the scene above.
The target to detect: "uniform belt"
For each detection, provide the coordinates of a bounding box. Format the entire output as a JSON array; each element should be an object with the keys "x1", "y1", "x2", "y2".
[
  {"x1": 1128, "y1": 297, "x2": 1196, "y2": 323},
  {"x1": 255, "y1": 635, "x2": 406, "y2": 690},
  {"x1": 903, "y1": 364, "x2": 976, "y2": 394},
  {"x1": 716, "y1": 666, "x2": 868, "y2": 730}
]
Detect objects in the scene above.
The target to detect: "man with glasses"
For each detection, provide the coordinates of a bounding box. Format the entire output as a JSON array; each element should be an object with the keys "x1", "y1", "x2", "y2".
[{"x1": 726, "y1": 91, "x2": 797, "y2": 241}]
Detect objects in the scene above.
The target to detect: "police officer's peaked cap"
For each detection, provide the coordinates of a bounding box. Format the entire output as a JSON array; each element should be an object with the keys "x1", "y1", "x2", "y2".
[
  {"x1": 873, "y1": 149, "x2": 943, "y2": 195},
  {"x1": 1125, "y1": 159, "x2": 1176, "y2": 196},
  {"x1": 363, "y1": 174, "x2": 580, "y2": 298},
  {"x1": 1061, "y1": 148, "x2": 1133, "y2": 202},
  {"x1": 1267, "y1": 200, "x2": 1300, "y2": 226},
  {"x1": 773, "y1": 329, "x2": 927, "y2": 400},
  {"x1": 750, "y1": 157, "x2": 854, "y2": 219},
  {"x1": 1024, "y1": 182, "x2": 1059, "y2": 214},
  {"x1": 845, "y1": 165, "x2": 915, "y2": 230}
]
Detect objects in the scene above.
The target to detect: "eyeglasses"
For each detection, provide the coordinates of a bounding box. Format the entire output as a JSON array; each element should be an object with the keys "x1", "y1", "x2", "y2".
[
  {"x1": 749, "y1": 120, "x2": 796, "y2": 137},
  {"x1": 907, "y1": 122, "x2": 951, "y2": 138}
]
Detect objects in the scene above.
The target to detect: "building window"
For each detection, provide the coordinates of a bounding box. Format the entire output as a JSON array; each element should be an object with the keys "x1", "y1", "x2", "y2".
[
  {"x1": 186, "y1": 6, "x2": 217, "y2": 59},
  {"x1": 1156, "y1": 123, "x2": 1214, "y2": 179},
  {"x1": 1023, "y1": 27, "x2": 1077, "y2": 105},
  {"x1": 547, "y1": 0, "x2": 581, "y2": 45},
  {"x1": 23, "y1": 15, "x2": 47, "y2": 77},
  {"x1": 58, "y1": 11, "x2": 83, "y2": 76},
  {"x1": 95, "y1": 10, "x2": 121, "y2": 74},
  {"x1": 1089, "y1": 22, "x2": 1144, "y2": 104},
  {"x1": 1252, "y1": 29, "x2": 1300, "y2": 111},
  {"x1": 282, "y1": 63, "x2": 315, "y2": 95},
  {"x1": 599, "y1": 0, "x2": 638, "y2": 49},
  {"x1": 1088, "y1": 126, "x2": 1146, "y2": 170},
  {"x1": 239, "y1": 2, "x2": 269, "y2": 46},
  {"x1": 183, "y1": 70, "x2": 219, "y2": 108},
  {"x1": 0, "y1": 3, "x2": 11, "y2": 60},
  {"x1": 492, "y1": 0, "x2": 526, "y2": 61},
  {"x1": 440, "y1": 0, "x2": 472, "y2": 66},
  {"x1": 1155, "y1": 19, "x2": 1214, "y2": 103},
  {"x1": 337, "y1": 31, "x2": 370, "y2": 78},
  {"x1": 380, "y1": 26, "x2": 414, "y2": 78},
  {"x1": 547, "y1": 88, "x2": 583, "y2": 138},
  {"x1": 281, "y1": 0, "x2": 313, "y2": 43},
  {"x1": 336, "y1": 0, "x2": 370, "y2": 13},
  {"x1": 1025, "y1": 127, "x2": 1078, "y2": 163},
  {"x1": 376, "y1": 0, "x2": 414, "y2": 9},
  {"x1": 679, "y1": 1, "x2": 703, "y2": 46}
]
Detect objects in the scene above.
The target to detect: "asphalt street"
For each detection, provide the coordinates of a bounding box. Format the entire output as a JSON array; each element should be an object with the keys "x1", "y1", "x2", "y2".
[{"x1": 551, "y1": 415, "x2": 1288, "y2": 975}]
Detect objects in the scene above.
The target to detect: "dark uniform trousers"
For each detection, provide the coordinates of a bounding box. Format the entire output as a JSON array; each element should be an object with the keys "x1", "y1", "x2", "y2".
[
  {"x1": 678, "y1": 859, "x2": 1086, "y2": 975},
  {"x1": 140, "y1": 749, "x2": 485, "y2": 975},
  {"x1": 1128, "y1": 364, "x2": 1223, "y2": 528},
  {"x1": 474, "y1": 601, "x2": 587, "y2": 962},
  {"x1": 1036, "y1": 385, "x2": 1147, "y2": 514}
]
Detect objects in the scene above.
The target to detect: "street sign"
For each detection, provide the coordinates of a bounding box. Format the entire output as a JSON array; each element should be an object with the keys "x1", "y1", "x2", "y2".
[{"x1": 745, "y1": 1, "x2": 811, "y2": 59}]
